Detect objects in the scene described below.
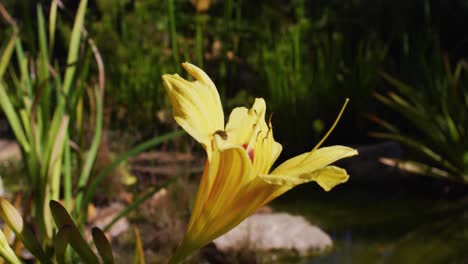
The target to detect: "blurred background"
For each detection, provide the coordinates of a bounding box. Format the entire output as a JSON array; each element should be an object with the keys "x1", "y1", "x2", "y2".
[{"x1": 1, "y1": 0, "x2": 468, "y2": 263}]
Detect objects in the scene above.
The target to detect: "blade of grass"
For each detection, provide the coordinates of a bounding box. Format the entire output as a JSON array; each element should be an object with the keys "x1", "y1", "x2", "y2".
[
  {"x1": 64, "y1": 133, "x2": 72, "y2": 211},
  {"x1": 62, "y1": 0, "x2": 88, "y2": 95},
  {"x1": 132, "y1": 226, "x2": 145, "y2": 264},
  {"x1": 75, "y1": 86, "x2": 103, "y2": 213},
  {"x1": 103, "y1": 179, "x2": 175, "y2": 232},
  {"x1": 0, "y1": 83, "x2": 30, "y2": 152},
  {"x1": 13, "y1": 40, "x2": 32, "y2": 96},
  {"x1": 370, "y1": 132, "x2": 463, "y2": 176},
  {"x1": 167, "y1": 0, "x2": 179, "y2": 67},
  {"x1": 48, "y1": 0, "x2": 58, "y2": 54},
  {"x1": 81, "y1": 130, "x2": 184, "y2": 213},
  {"x1": 0, "y1": 32, "x2": 17, "y2": 77},
  {"x1": 37, "y1": 4, "x2": 52, "y2": 129}
]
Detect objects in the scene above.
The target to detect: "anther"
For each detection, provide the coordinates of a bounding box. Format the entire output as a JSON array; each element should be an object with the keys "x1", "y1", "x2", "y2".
[{"x1": 213, "y1": 130, "x2": 228, "y2": 140}]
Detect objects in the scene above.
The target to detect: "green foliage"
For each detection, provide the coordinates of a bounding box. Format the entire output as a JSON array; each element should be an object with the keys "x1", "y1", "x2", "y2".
[
  {"x1": 0, "y1": 0, "x2": 184, "y2": 255},
  {"x1": 0, "y1": 197, "x2": 112, "y2": 263},
  {"x1": 90, "y1": 0, "x2": 177, "y2": 131},
  {"x1": 0, "y1": 0, "x2": 97, "y2": 240},
  {"x1": 371, "y1": 54, "x2": 468, "y2": 182},
  {"x1": 84, "y1": 0, "x2": 395, "y2": 151}
]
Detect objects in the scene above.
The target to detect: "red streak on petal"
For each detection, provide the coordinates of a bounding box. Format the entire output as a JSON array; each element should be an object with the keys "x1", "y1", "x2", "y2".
[
  {"x1": 241, "y1": 144, "x2": 254, "y2": 162},
  {"x1": 248, "y1": 149, "x2": 254, "y2": 161}
]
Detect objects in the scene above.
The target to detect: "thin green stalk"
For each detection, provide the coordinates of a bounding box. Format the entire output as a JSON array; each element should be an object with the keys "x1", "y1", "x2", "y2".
[
  {"x1": 49, "y1": 116, "x2": 70, "y2": 203},
  {"x1": 167, "y1": 0, "x2": 180, "y2": 67},
  {"x1": 75, "y1": 87, "x2": 103, "y2": 213},
  {"x1": 62, "y1": 0, "x2": 88, "y2": 95},
  {"x1": 48, "y1": 0, "x2": 57, "y2": 55},
  {"x1": 15, "y1": 40, "x2": 32, "y2": 97},
  {"x1": 0, "y1": 32, "x2": 17, "y2": 77},
  {"x1": 0, "y1": 83, "x2": 30, "y2": 152},
  {"x1": 37, "y1": 4, "x2": 51, "y2": 128},
  {"x1": 80, "y1": 130, "x2": 184, "y2": 214},
  {"x1": 103, "y1": 179, "x2": 175, "y2": 232},
  {"x1": 195, "y1": 13, "x2": 204, "y2": 68},
  {"x1": 64, "y1": 134, "x2": 72, "y2": 211}
]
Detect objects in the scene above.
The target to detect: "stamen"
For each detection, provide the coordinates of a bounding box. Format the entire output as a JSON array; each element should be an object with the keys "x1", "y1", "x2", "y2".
[
  {"x1": 311, "y1": 98, "x2": 349, "y2": 151},
  {"x1": 256, "y1": 130, "x2": 262, "y2": 140},
  {"x1": 268, "y1": 112, "x2": 273, "y2": 126}
]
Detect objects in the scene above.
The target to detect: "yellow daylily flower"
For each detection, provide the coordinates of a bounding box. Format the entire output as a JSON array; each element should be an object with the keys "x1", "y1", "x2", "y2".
[{"x1": 162, "y1": 63, "x2": 358, "y2": 263}]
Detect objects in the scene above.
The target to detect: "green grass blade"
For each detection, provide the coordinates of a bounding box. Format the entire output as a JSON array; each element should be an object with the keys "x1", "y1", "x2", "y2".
[
  {"x1": 14, "y1": 38, "x2": 32, "y2": 97},
  {"x1": 132, "y1": 226, "x2": 145, "y2": 264},
  {"x1": 167, "y1": 0, "x2": 179, "y2": 67},
  {"x1": 103, "y1": 179, "x2": 175, "y2": 232},
  {"x1": 75, "y1": 86, "x2": 103, "y2": 212},
  {"x1": 64, "y1": 133, "x2": 72, "y2": 211},
  {"x1": 81, "y1": 130, "x2": 184, "y2": 213},
  {"x1": 0, "y1": 83, "x2": 30, "y2": 152},
  {"x1": 49, "y1": 116, "x2": 70, "y2": 206},
  {"x1": 37, "y1": 4, "x2": 50, "y2": 81},
  {"x1": 37, "y1": 4, "x2": 51, "y2": 126},
  {"x1": 0, "y1": 32, "x2": 17, "y2": 77},
  {"x1": 62, "y1": 0, "x2": 88, "y2": 95},
  {"x1": 370, "y1": 132, "x2": 463, "y2": 177},
  {"x1": 48, "y1": 0, "x2": 58, "y2": 54}
]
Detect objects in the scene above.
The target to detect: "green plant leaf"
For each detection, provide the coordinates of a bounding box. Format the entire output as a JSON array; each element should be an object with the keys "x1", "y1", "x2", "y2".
[
  {"x1": 0, "y1": 32, "x2": 17, "y2": 77},
  {"x1": 55, "y1": 225, "x2": 71, "y2": 264},
  {"x1": 75, "y1": 86, "x2": 103, "y2": 214},
  {"x1": 132, "y1": 226, "x2": 145, "y2": 264},
  {"x1": 0, "y1": 198, "x2": 50, "y2": 263},
  {"x1": 92, "y1": 227, "x2": 114, "y2": 264},
  {"x1": 62, "y1": 0, "x2": 88, "y2": 95},
  {"x1": 49, "y1": 200, "x2": 100, "y2": 263},
  {"x1": 48, "y1": 0, "x2": 58, "y2": 54}
]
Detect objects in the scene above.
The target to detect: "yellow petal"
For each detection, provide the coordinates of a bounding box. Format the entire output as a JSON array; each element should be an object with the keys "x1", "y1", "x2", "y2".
[
  {"x1": 224, "y1": 98, "x2": 282, "y2": 175},
  {"x1": 162, "y1": 63, "x2": 224, "y2": 159},
  {"x1": 261, "y1": 166, "x2": 350, "y2": 191},
  {"x1": 224, "y1": 98, "x2": 266, "y2": 145},
  {"x1": 182, "y1": 135, "x2": 254, "y2": 251},
  {"x1": 252, "y1": 128, "x2": 282, "y2": 175},
  {"x1": 272, "y1": 145, "x2": 358, "y2": 176},
  {"x1": 205, "y1": 177, "x2": 277, "y2": 240}
]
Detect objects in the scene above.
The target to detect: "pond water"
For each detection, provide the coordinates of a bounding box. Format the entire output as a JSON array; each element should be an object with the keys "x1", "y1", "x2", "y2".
[{"x1": 272, "y1": 174, "x2": 468, "y2": 264}]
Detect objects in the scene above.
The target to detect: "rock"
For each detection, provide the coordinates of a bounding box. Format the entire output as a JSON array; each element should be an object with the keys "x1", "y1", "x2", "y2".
[
  {"x1": 213, "y1": 213, "x2": 332, "y2": 256},
  {"x1": 0, "y1": 139, "x2": 20, "y2": 162}
]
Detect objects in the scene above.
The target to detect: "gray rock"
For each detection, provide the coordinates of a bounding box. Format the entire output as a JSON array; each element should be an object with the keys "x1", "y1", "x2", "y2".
[
  {"x1": 0, "y1": 139, "x2": 20, "y2": 162},
  {"x1": 214, "y1": 213, "x2": 332, "y2": 256}
]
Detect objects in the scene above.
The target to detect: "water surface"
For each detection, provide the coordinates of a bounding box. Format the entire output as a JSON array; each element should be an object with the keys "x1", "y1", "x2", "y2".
[{"x1": 272, "y1": 174, "x2": 468, "y2": 264}]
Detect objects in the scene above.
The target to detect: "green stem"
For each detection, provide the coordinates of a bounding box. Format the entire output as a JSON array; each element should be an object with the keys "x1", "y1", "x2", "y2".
[
  {"x1": 195, "y1": 14, "x2": 204, "y2": 67},
  {"x1": 167, "y1": 0, "x2": 180, "y2": 67},
  {"x1": 103, "y1": 179, "x2": 174, "y2": 232},
  {"x1": 79, "y1": 130, "x2": 184, "y2": 221}
]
